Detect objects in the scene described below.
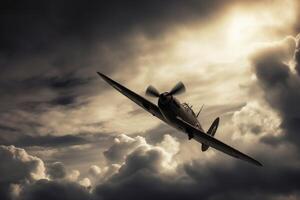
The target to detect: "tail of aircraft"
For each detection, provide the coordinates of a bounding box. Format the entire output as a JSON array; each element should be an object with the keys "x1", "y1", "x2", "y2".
[{"x1": 201, "y1": 117, "x2": 220, "y2": 152}]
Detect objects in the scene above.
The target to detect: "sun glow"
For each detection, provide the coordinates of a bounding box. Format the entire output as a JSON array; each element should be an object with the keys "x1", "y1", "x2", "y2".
[{"x1": 227, "y1": 13, "x2": 257, "y2": 44}]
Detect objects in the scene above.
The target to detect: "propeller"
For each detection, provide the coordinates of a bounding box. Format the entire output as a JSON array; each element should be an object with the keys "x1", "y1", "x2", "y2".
[
  {"x1": 145, "y1": 82, "x2": 186, "y2": 97},
  {"x1": 146, "y1": 85, "x2": 160, "y2": 97},
  {"x1": 169, "y1": 81, "x2": 186, "y2": 96}
]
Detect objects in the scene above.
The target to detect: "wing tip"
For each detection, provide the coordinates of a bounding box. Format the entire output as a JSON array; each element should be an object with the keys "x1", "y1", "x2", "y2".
[
  {"x1": 97, "y1": 72, "x2": 112, "y2": 83},
  {"x1": 97, "y1": 72, "x2": 105, "y2": 78},
  {"x1": 247, "y1": 157, "x2": 263, "y2": 167},
  {"x1": 255, "y1": 160, "x2": 263, "y2": 167}
]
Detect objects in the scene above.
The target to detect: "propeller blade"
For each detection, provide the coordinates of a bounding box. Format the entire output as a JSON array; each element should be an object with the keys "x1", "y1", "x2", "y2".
[
  {"x1": 146, "y1": 85, "x2": 160, "y2": 97},
  {"x1": 169, "y1": 81, "x2": 186, "y2": 96}
]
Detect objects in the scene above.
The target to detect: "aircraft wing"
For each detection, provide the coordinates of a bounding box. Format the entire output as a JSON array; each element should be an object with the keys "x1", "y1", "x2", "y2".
[
  {"x1": 176, "y1": 117, "x2": 262, "y2": 167},
  {"x1": 97, "y1": 72, "x2": 166, "y2": 123}
]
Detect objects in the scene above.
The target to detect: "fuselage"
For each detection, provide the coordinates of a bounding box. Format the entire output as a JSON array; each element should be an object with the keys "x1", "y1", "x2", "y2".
[{"x1": 157, "y1": 93, "x2": 204, "y2": 132}]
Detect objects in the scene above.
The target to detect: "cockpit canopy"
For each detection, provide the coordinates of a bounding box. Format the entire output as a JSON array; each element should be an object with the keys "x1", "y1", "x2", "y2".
[{"x1": 182, "y1": 103, "x2": 196, "y2": 116}]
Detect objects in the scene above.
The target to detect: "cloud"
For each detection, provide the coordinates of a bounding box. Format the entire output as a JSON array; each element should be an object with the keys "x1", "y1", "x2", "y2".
[
  {"x1": 249, "y1": 35, "x2": 300, "y2": 146},
  {"x1": 182, "y1": 159, "x2": 300, "y2": 200},
  {"x1": 232, "y1": 102, "x2": 281, "y2": 136},
  {"x1": 47, "y1": 162, "x2": 66, "y2": 180},
  {"x1": 0, "y1": 134, "x2": 180, "y2": 200},
  {"x1": 95, "y1": 133, "x2": 300, "y2": 200},
  {"x1": 0, "y1": 0, "x2": 235, "y2": 60},
  {"x1": 95, "y1": 134, "x2": 182, "y2": 199},
  {"x1": 65, "y1": 170, "x2": 80, "y2": 182},
  {"x1": 0, "y1": 145, "x2": 97, "y2": 200},
  {"x1": 78, "y1": 178, "x2": 91, "y2": 188},
  {"x1": 88, "y1": 165, "x2": 101, "y2": 177},
  {"x1": 1, "y1": 134, "x2": 88, "y2": 148},
  {"x1": 250, "y1": 36, "x2": 296, "y2": 87},
  {"x1": 0, "y1": 145, "x2": 47, "y2": 200},
  {"x1": 295, "y1": 33, "x2": 300, "y2": 75},
  {"x1": 103, "y1": 134, "x2": 148, "y2": 164},
  {"x1": 1, "y1": 128, "x2": 300, "y2": 200},
  {"x1": 20, "y1": 179, "x2": 92, "y2": 200},
  {"x1": 0, "y1": 145, "x2": 47, "y2": 183}
]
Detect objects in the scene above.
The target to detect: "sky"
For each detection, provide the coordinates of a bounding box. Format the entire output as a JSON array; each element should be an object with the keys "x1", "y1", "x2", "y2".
[{"x1": 0, "y1": 0, "x2": 300, "y2": 199}]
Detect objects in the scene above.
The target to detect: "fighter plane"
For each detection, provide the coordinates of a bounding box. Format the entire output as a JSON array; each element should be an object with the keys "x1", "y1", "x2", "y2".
[{"x1": 97, "y1": 72, "x2": 262, "y2": 167}]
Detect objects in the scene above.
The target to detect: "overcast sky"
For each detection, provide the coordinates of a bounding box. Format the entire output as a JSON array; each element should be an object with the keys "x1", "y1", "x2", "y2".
[{"x1": 0, "y1": 1, "x2": 300, "y2": 200}]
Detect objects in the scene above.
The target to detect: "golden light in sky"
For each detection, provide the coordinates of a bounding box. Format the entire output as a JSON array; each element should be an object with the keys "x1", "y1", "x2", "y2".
[{"x1": 227, "y1": 13, "x2": 257, "y2": 44}]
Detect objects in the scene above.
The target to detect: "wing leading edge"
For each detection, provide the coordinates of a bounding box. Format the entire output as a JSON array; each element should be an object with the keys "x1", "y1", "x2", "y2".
[
  {"x1": 97, "y1": 72, "x2": 166, "y2": 123},
  {"x1": 176, "y1": 117, "x2": 263, "y2": 167}
]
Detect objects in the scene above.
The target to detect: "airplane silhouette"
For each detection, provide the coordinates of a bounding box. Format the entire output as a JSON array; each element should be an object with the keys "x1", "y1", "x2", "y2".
[{"x1": 97, "y1": 72, "x2": 262, "y2": 167}]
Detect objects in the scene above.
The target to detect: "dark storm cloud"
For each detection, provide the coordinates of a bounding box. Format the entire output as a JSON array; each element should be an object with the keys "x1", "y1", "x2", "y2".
[
  {"x1": 49, "y1": 95, "x2": 77, "y2": 106},
  {"x1": 95, "y1": 160, "x2": 300, "y2": 200},
  {"x1": 0, "y1": 128, "x2": 112, "y2": 152},
  {"x1": 250, "y1": 36, "x2": 300, "y2": 146},
  {"x1": 182, "y1": 160, "x2": 300, "y2": 200},
  {"x1": 0, "y1": 73, "x2": 92, "y2": 110},
  {"x1": 0, "y1": 0, "x2": 239, "y2": 107},
  {"x1": 20, "y1": 180, "x2": 92, "y2": 200},
  {"x1": 0, "y1": 132, "x2": 88, "y2": 147},
  {"x1": 16, "y1": 134, "x2": 87, "y2": 147},
  {"x1": 250, "y1": 37, "x2": 295, "y2": 87},
  {"x1": 19, "y1": 74, "x2": 91, "y2": 90},
  {"x1": 0, "y1": 0, "x2": 237, "y2": 74},
  {"x1": 0, "y1": 184, "x2": 11, "y2": 200},
  {"x1": 1, "y1": 0, "x2": 234, "y2": 56},
  {"x1": 0, "y1": 124, "x2": 18, "y2": 132}
]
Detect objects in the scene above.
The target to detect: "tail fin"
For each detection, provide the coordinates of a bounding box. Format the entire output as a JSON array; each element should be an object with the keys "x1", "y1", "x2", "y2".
[{"x1": 201, "y1": 117, "x2": 220, "y2": 152}]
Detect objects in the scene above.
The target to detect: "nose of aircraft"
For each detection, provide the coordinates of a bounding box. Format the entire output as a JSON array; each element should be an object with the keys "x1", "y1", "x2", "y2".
[{"x1": 158, "y1": 92, "x2": 171, "y2": 105}]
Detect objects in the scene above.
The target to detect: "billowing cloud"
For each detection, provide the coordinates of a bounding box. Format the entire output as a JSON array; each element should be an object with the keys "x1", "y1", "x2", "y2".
[
  {"x1": 88, "y1": 165, "x2": 101, "y2": 177},
  {"x1": 250, "y1": 35, "x2": 300, "y2": 146},
  {"x1": 95, "y1": 133, "x2": 300, "y2": 200},
  {"x1": 0, "y1": 145, "x2": 97, "y2": 200},
  {"x1": 250, "y1": 37, "x2": 296, "y2": 87},
  {"x1": 1, "y1": 127, "x2": 300, "y2": 200},
  {"x1": 103, "y1": 134, "x2": 148, "y2": 164},
  {"x1": 0, "y1": 145, "x2": 47, "y2": 183},
  {"x1": 232, "y1": 102, "x2": 281, "y2": 136},
  {"x1": 0, "y1": 145, "x2": 47, "y2": 200}
]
